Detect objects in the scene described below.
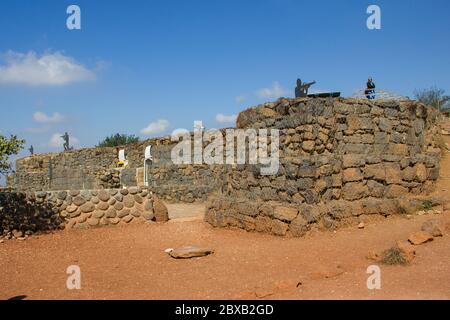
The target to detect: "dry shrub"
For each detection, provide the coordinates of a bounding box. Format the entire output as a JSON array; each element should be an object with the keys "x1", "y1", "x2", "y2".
[{"x1": 381, "y1": 247, "x2": 409, "y2": 265}]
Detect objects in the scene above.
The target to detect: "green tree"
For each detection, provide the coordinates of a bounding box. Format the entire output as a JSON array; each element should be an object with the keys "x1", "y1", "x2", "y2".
[
  {"x1": 96, "y1": 133, "x2": 139, "y2": 147},
  {"x1": 414, "y1": 86, "x2": 450, "y2": 112},
  {"x1": 0, "y1": 134, "x2": 25, "y2": 174}
]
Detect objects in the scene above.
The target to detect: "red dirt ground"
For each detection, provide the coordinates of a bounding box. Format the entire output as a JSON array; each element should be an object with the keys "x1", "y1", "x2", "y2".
[{"x1": 1, "y1": 136, "x2": 449, "y2": 300}]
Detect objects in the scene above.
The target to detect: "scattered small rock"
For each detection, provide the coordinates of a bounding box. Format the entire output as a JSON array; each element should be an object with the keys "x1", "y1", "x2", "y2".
[
  {"x1": 421, "y1": 219, "x2": 445, "y2": 237},
  {"x1": 396, "y1": 240, "x2": 415, "y2": 262},
  {"x1": 168, "y1": 246, "x2": 214, "y2": 259},
  {"x1": 164, "y1": 248, "x2": 174, "y2": 253},
  {"x1": 358, "y1": 222, "x2": 365, "y2": 229},
  {"x1": 408, "y1": 231, "x2": 434, "y2": 245},
  {"x1": 366, "y1": 250, "x2": 381, "y2": 261},
  {"x1": 12, "y1": 230, "x2": 24, "y2": 238},
  {"x1": 255, "y1": 290, "x2": 274, "y2": 299}
]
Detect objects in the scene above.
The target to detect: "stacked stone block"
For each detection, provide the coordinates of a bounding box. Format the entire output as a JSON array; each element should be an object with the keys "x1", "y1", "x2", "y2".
[
  {"x1": 0, "y1": 187, "x2": 168, "y2": 239},
  {"x1": 206, "y1": 97, "x2": 442, "y2": 236}
]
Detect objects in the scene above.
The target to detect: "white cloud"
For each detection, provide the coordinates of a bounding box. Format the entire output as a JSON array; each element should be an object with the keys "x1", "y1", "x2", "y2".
[
  {"x1": 215, "y1": 113, "x2": 237, "y2": 124},
  {"x1": 49, "y1": 133, "x2": 79, "y2": 148},
  {"x1": 235, "y1": 95, "x2": 246, "y2": 104},
  {"x1": 140, "y1": 119, "x2": 170, "y2": 135},
  {"x1": 256, "y1": 81, "x2": 288, "y2": 99},
  {"x1": 0, "y1": 51, "x2": 95, "y2": 86},
  {"x1": 25, "y1": 125, "x2": 50, "y2": 134},
  {"x1": 33, "y1": 111, "x2": 65, "y2": 124}
]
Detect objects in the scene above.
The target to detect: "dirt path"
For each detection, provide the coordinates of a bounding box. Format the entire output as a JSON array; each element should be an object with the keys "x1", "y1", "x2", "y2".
[
  {"x1": 166, "y1": 203, "x2": 205, "y2": 221},
  {"x1": 1, "y1": 211, "x2": 449, "y2": 300},
  {"x1": 1, "y1": 137, "x2": 449, "y2": 300}
]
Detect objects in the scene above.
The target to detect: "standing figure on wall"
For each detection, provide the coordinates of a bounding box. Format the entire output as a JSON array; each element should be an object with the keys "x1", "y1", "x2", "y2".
[
  {"x1": 365, "y1": 77, "x2": 376, "y2": 100},
  {"x1": 28, "y1": 145, "x2": 34, "y2": 156},
  {"x1": 61, "y1": 132, "x2": 73, "y2": 151}
]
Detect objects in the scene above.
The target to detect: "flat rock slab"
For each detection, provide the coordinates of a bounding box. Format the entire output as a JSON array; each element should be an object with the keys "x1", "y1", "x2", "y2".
[
  {"x1": 169, "y1": 246, "x2": 214, "y2": 259},
  {"x1": 408, "y1": 231, "x2": 434, "y2": 245}
]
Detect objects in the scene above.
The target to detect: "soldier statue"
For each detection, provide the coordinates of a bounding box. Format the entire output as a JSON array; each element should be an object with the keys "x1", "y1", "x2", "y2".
[
  {"x1": 61, "y1": 132, "x2": 73, "y2": 151},
  {"x1": 28, "y1": 145, "x2": 34, "y2": 156},
  {"x1": 295, "y1": 78, "x2": 316, "y2": 98}
]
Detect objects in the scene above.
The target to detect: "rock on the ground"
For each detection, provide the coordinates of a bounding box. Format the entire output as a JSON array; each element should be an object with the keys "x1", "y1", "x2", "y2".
[
  {"x1": 153, "y1": 195, "x2": 169, "y2": 222},
  {"x1": 408, "y1": 231, "x2": 434, "y2": 245},
  {"x1": 255, "y1": 290, "x2": 274, "y2": 299},
  {"x1": 396, "y1": 240, "x2": 416, "y2": 262},
  {"x1": 366, "y1": 250, "x2": 381, "y2": 261},
  {"x1": 168, "y1": 246, "x2": 214, "y2": 259},
  {"x1": 443, "y1": 202, "x2": 450, "y2": 211},
  {"x1": 421, "y1": 219, "x2": 445, "y2": 237},
  {"x1": 12, "y1": 230, "x2": 24, "y2": 238},
  {"x1": 358, "y1": 222, "x2": 365, "y2": 229}
]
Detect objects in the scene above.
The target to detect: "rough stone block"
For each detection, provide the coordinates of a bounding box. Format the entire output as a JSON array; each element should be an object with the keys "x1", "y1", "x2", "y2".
[
  {"x1": 273, "y1": 206, "x2": 298, "y2": 222},
  {"x1": 342, "y1": 182, "x2": 368, "y2": 201}
]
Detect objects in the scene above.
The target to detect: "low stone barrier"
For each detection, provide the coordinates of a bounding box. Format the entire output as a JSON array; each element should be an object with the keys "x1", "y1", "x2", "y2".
[
  {"x1": 0, "y1": 187, "x2": 168, "y2": 239},
  {"x1": 205, "y1": 196, "x2": 439, "y2": 237}
]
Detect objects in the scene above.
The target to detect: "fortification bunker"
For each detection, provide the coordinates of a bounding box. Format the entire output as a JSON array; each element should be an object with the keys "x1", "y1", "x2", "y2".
[{"x1": 5, "y1": 97, "x2": 443, "y2": 237}]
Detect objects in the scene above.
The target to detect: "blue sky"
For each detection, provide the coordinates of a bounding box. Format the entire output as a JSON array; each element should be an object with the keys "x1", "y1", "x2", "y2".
[{"x1": 1, "y1": 0, "x2": 450, "y2": 158}]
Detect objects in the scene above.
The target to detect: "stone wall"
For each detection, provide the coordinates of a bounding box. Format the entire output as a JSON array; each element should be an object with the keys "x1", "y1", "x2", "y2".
[
  {"x1": 205, "y1": 194, "x2": 434, "y2": 237},
  {"x1": 10, "y1": 97, "x2": 444, "y2": 237},
  {"x1": 0, "y1": 187, "x2": 168, "y2": 239},
  {"x1": 145, "y1": 164, "x2": 226, "y2": 202},
  {"x1": 12, "y1": 135, "x2": 226, "y2": 202},
  {"x1": 205, "y1": 97, "x2": 443, "y2": 236},
  {"x1": 13, "y1": 147, "x2": 118, "y2": 191}
]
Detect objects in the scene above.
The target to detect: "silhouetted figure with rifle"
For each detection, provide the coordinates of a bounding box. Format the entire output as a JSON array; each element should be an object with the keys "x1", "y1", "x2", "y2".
[
  {"x1": 295, "y1": 78, "x2": 316, "y2": 98},
  {"x1": 61, "y1": 132, "x2": 73, "y2": 151}
]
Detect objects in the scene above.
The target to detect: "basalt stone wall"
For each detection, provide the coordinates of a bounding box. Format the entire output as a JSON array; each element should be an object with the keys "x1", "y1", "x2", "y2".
[
  {"x1": 12, "y1": 134, "x2": 226, "y2": 202},
  {"x1": 11, "y1": 97, "x2": 443, "y2": 223},
  {"x1": 145, "y1": 164, "x2": 227, "y2": 202},
  {"x1": 205, "y1": 195, "x2": 434, "y2": 237},
  {"x1": 13, "y1": 148, "x2": 118, "y2": 191},
  {"x1": 92, "y1": 134, "x2": 229, "y2": 202},
  {"x1": 0, "y1": 187, "x2": 168, "y2": 239},
  {"x1": 205, "y1": 97, "x2": 443, "y2": 236}
]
